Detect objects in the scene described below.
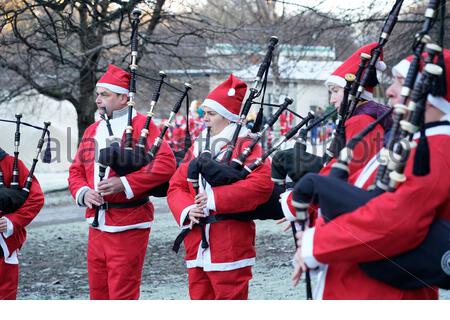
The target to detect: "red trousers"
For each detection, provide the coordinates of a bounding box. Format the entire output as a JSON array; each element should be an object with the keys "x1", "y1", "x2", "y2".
[
  {"x1": 0, "y1": 258, "x2": 19, "y2": 300},
  {"x1": 187, "y1": 266, "x2": 252, "y2": 300},
  {"x1": 87, "y1": 227, "x2": 150, "y2": 300}
]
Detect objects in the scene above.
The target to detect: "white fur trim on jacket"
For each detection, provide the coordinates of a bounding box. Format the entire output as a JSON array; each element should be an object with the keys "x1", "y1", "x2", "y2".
[
  {"x1": 75, "y1": 186, "x2": 90, "y2": 207},
  {"x1": 180, "y1": 204, "x2": 196, "y2": 227},
  {"x1": 204, "y1": 181, "x2": 216, "y2": 212},
  {"x1": 186, "y1": 256, "x2": 256, "y2": 271},
  {"x1": 354, "y1": 153, "x2": 379, "y2": 188},
  {"x1": 301, "y1": 227, "x2": 323, "y2": 269},
  {"x1": 86, "y1": 217, "x2": 152, "y2": 232},
  {"x1": 120, "y1": 176, "x2": 134, "y2": 199},
  {"x1": 0, "y1": 235, "x2": 18, "y2": 265},
  {"x1": 193, "y1": 124, "x2": 248, "y2": 157},
  {"x1": 280, "y1": 190, "x2": 297, "y2": 221},
  {"x1": 1, "y1": 217, "x2": 13, "y2": 238}
]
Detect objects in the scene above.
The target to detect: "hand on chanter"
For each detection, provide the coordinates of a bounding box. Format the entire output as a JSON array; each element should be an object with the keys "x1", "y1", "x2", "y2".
[
  {"x1": 188, "y1": 207, "x2": 205, "y2": 225},
  {"x1": 195, "y1": 192, "x2": 207, "y2": 210},
  {"x1": 83, "y1": 189, "x2": 104, "y2": 209},
  {"x1": 292, "y1": 231, "x2": 307, "y2": 287},
  {"x1": 0, "y1": 217, "x2": 7, "y2": 233},
  {"x1": 276, "y1": 217, "x2": 292, "y2": 232},
  {"x1": 97, "y1": 177, "x2": 125, "y2": 196}
]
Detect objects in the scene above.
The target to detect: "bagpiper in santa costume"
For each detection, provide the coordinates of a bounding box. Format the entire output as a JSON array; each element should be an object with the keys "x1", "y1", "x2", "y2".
[
  {"x1": 279, "y1": 43, "x2": 392, "y2": 223},
  {"x1": 68, "y1": 64, "x2": 176, "y2": 300},
  {"x1": 167, "y1": 74, "x2": 273, "y2": 300},
  {"x1": 292, "y1": 49, "x2": 450, "y2": 299},
  {"x1": 0, "y1": 150, "x2": 44, "y2": 300}
]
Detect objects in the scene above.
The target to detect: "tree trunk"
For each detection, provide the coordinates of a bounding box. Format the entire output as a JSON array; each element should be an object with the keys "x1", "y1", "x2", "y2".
[{"x1": 75, "y1": 2, "x2": 102, "y2": 145}]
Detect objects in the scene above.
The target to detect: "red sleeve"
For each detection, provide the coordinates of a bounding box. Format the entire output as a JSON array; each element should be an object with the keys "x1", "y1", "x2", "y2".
[
  {"x1": 345, "y1": 115, "x2": 384, "y2": 175},
  {"x1": 212, "y1": 141, "x2": 274, "y2": 214},
  {"x1": 167, "y1": 150, "x2": 195, "y2": 226},
  {"x1": 68, "y1": 130, "x2": 93, "y2": 198},
  {"x1": 312, "y1": 142, "x2": 450, "y2": 264},
  {"x1": 5, "y1": 160, "x2": 44, "y2": 228},
  {"x1": 124, "y1": 122, "x2": 177, "y2": 198}
]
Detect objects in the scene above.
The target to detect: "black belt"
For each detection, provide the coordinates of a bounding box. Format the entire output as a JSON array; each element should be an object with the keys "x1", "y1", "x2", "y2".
[
  {"x1": 99, "y1": 197, "x2": 149, "y2": 210},
  {"x1": 172, "y1": 212, "x2": 253, "y2": 253}
]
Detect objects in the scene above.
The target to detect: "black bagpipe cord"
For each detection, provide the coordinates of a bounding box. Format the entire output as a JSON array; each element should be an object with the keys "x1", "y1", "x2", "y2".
[
  {"x1": 252, "y1": 55, "x2": 272, "y2": 133},
  {"x1": 0, "y1": 119, "x2": 52, "y2": 164}
]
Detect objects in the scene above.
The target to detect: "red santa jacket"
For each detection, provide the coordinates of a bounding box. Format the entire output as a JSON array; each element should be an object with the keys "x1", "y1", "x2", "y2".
[
  {"x1": 0, "y1": 156, "x2": 44, "y2": 263},
  {"x1": 301, "y1": 122, "x2": 450, "y2": 299},
  {"x1": 68, "y1": 111, "x2": 176, "y2": 232},
  {"x1": 280, "y1": 113, "x2": 386, "y2": 221},
  {"x1": 167, "y1": 135, "x2": 273, "y2": 271}
]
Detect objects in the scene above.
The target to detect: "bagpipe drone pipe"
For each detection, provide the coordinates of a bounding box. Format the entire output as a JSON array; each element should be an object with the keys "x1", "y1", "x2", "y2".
[
  {"x1": 95, "y1": 9, "x2": 190, "y2": 188},
  {"x1": 92, "y1": 8, "x2": 191, "y2": 227},
  {"x1": 291, "y1": 26, "x2": 450, "y2": 289},
  {"x1": 270, "y1": 108, "x2": 338, "y2": 188},
  {"x1": 172, "y1": 108, "x2": 317, "y2": 253},
  {"x1": 0, "y1": 114, "x2": 51, "y2": 213},
  {"x1": 323, "y1": 0, "x2": 404, "y2": 165}
]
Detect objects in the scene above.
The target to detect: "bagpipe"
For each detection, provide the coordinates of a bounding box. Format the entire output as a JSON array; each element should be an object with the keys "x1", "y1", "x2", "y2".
[
  {"x1": 271, "y1": 108, "x2": 338, "y2": 188},
  {"x1": 271, "y1": 108, "x2": 337, "y2": 300},
  {"x1": 292, "y1": 0, "x2": 450, "y2": 290},
  {"x1": 0, "y1": 114, "x2": 51, "y2": 213},
  {"x1": 173, "y1": 36, "x2": 321, "y2": 252},
  {"x1": 93, "y1": 8, "x2": 191, "y2": 227},
  {"x1": 323, "y1": 0, "x2": 404, "y2": 164}
]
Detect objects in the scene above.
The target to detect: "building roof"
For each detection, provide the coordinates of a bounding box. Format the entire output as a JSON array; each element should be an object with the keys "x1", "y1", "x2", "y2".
[
  {"x1": 207, "y1": 43, "x2": 336, "y2": 59},
  {"x1": 234, "y1": 57, "x2": 342, "y2": 82}
]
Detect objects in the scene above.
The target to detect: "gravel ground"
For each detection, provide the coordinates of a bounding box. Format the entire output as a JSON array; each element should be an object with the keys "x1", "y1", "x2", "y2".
[{"x1": 15, "y1": 191, "x2": 450, "y2": 300}]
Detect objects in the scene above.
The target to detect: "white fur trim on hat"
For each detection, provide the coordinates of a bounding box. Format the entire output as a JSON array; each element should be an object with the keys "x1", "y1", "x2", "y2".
[
  {"x1": 376, "y1": 60, "x2": 387, "y2": 72},
  {"x1": 202, "y1": 98, "x2": 240, "y2": 122},
  {"x1": 428, "y1": 94, "x2": 450, "y2": 115},
  {"x1": 392, "y1": 59, "x2": 410, "y2": 78},
  {"x1": 96, "y1": 82, "x2": 129, "y2": 94},
  {"x1": 325, "y1": 75, "x2": 346, "y2": 89},
  {"x1": 325, "y1": 75, "x2": 373, "y2": 101}
]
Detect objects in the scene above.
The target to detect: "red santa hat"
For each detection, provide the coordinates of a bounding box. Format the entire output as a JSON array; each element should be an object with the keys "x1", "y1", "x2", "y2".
[
  {"x1": 96, "y1": 64, "x2": 130, "y2": 94},
  {"x1": 429, "y1": 49, "x2": 450, "y2": 115},
  {"x1": 392, "y1": 55, "x2": 416, "y2": 79},
  {"x1": 202, "y1": 74, "x2": 247, "y2": 122},
  {"x1": 325, "y1": 42, "x2": 387, "y2": 101},
  {"x1": 393, "y1": 49, "x2": 450, "y2": 115}
]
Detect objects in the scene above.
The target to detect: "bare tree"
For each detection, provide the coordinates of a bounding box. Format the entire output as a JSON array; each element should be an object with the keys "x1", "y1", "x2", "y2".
[{"x1": 0, "y1": 0, "x2": 236, "y2": 142}]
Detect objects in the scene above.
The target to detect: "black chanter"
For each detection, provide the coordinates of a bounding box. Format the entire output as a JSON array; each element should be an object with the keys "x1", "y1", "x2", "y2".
[
  {"x1": 323, "y1": 72, "x2": 359, "y2": 162},
  {"x1": 0, "y1": 116, "x2": 51, "y2": 213},
  {"x1": 173, "y1": 112, "x2": 316, "y2": 253},
  {"x1": 376, "y1": 0, "x2": 442, "y2": 187},
  {"x1": 221, "y1": 36, "x2": 279, "y2": 164},
  {"x1": 124, "y1": 8, "x2": 142, "y2": 150},
  {"x1": 271, "y1": 109, "x2": 336, "y2": 301},
  {"x1": 292, "y1": 36, "x2": 450, "y2": 290},
  {"x1": 95, "y1": 74, "x2": 190, "y2": 228},
  {"x1": 187, "y1": 127, "x2": 212, "y2": 249},
  {"x1": 93, "y1": 8, "x2": 191, "y2": 227},
  {"x1": 231, "y1": 97, "x2": 294, "y2": 169},
  {"x1": 346, "y1": 0, "x2": 404, "y2": 120}
]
